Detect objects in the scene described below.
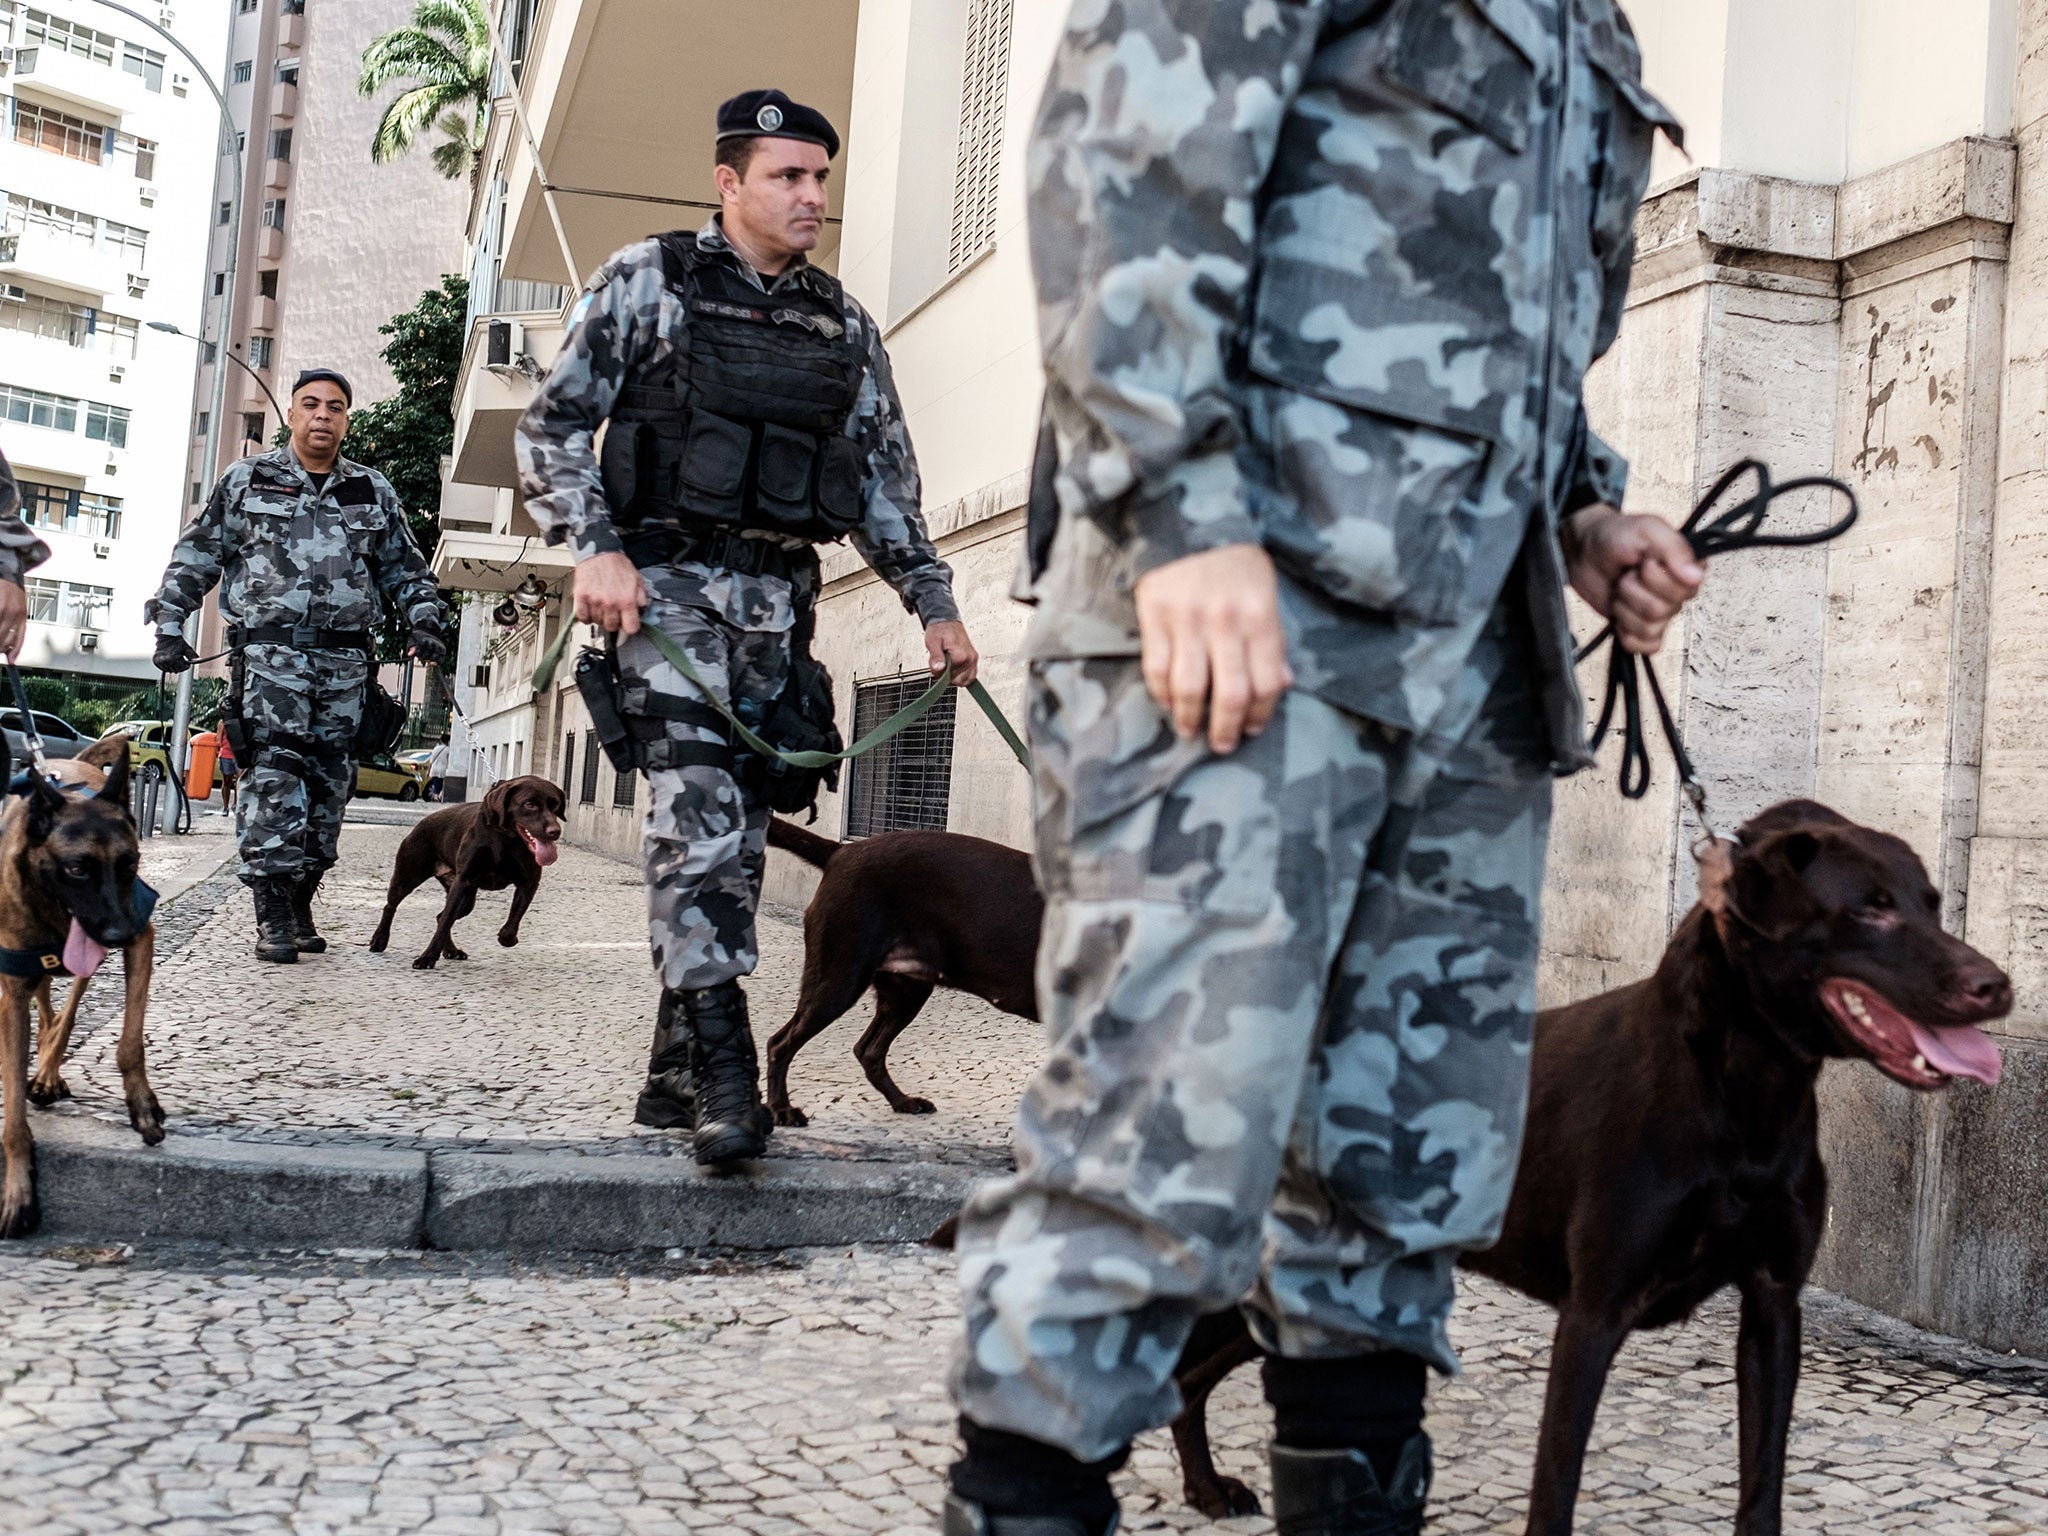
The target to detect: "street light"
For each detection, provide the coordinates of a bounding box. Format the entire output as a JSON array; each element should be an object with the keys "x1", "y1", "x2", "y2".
[{"x1": 146, "y1": 321, "x2": 285, "y2": 435}]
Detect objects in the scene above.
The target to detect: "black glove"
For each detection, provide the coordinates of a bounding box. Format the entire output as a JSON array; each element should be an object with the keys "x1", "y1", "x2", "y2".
[
  {"x1": 153, "y1": 633, "x2": 195, "y2": 673},
  {"x1": 410, "y1": 628, "x2": 448, "y2": 667}
]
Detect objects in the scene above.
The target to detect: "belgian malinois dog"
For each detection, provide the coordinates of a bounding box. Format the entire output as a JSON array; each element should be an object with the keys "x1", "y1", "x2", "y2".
[{"x1": 0, "y1": 735, "x2": 162, "y2": 1238}]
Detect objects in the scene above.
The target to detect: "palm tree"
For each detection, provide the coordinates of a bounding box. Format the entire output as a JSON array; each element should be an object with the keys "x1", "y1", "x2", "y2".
[{"x1": 358, "y1": 0, "x2": 491, "y2": 182}]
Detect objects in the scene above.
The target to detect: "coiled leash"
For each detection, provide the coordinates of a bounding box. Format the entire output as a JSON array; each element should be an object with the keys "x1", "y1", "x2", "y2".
[
  {"x1": 1578, "y1": 460, "x2": 1859, "y2": 838},
  {"x1": 531, "y1": 619, "x2": 1032, "y2": 773}
]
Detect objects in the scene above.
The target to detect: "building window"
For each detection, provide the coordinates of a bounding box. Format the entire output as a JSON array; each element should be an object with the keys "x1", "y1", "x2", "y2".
[
  {"x1": 258, "y1": 268, "x2": 279, "y2": 299},
  {"x1": 845, "y1": 674, "x2": 956, "y2": 837},
  {"x1": 261, "y1": 198, "x2": 287, "y2": 230},
  {"x1": 195, "y1": 412, "x2": 209, "y2": 437},
  {"x1": 579, "y1": 730, "x2": 599, "y2": 805},
  {"x1": 0, "y1": 289, "x2": 139, "y2": 358},
  {"x1": 24, "y1": 578, "x2": 111, "y2": 628},
  {"x1": 949, "y1": 0, "x2": 1014, "y2": 272},
  {"x1": 12, "y1": 101, "x2": 111, "y2": 165},
  {"x1": 275, "y1": 59, "x2": 299, "y2": 85},
  {"x1": 241, "y1": 412, "x2": 264, "y2": 443},
  {"x1": 267, "y1": 128, "x2": 292, "y2": 162},
  {"x1": 0, "y1": 382, "x2": 78, "y2": 433},
  {"x1": 212, "y1": 271, "x2": 226, "y2": 295},
  {"x1": 190, "y1": 482, "x2": 202, "y2": 505},
  {"x1": 248, "y1": 336, "x2": 273, "y2": 370},
  {"x1": 231, "y1": 60, "x2": 252, "y2": 83},
  {"x1": 101, "y1": 218, "x2": 146, "y2": 266},
  {"x1": 124, "y1": 135, "x2": 155, "y2": 180},
  {"x1": 239, "y1": 0, "x2": 258, "y2": 12},
  {"x1": 83, "y1": 401, "x2": 128, "y2": 449},
  {"x1": 218, "y1": 201, "x2": 232, "y2": 226},
  {"x1": 23, "y1": 579, "x2": 56, "y2": 625},
  {"x1": 560, "y1": 732, "x2": 574, "y2": 797},
  {"x1": 120, "y1": 43, "x2": 165, "y2": 91},
  {"x1": 22, "y1": 10, "x2": 117, "y2": 67},
  {"x1": 612, "y1": 761, "x2": 636, "y2": 808},
  {"x1": 18, "y1": 482, "x2": 121, "y2": 539},
  {"x1": 281, "y1": 0, "x2": 305, "y2": 13}
]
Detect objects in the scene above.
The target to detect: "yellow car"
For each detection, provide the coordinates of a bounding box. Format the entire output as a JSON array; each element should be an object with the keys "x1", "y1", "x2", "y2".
[
  {"x1": 108, "y1": 720, "x2": 185, "y2": 786},
  {"x1": 354, "y1": 752, "x2": 426, "y2": 801}
]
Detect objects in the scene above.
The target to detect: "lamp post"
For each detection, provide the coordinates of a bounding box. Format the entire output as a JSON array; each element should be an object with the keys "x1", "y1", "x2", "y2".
[
  {"x1": 78, "y1": 2, "x2": 244, "y2": 821},
  {"x1": 146, "y1": 321, "x2": 285, "y2": 434}
]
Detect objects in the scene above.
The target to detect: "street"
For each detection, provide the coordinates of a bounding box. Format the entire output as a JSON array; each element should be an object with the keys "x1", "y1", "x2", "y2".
[{"x1": 0, "y1": 817, "x2": 2040, "y2": 1533}]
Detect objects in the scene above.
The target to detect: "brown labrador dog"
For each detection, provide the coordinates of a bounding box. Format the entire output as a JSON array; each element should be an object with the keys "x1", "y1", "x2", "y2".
[
  {"x1": 368, "y1": 775, "x2": 565, "y2": 970},
  {"x1": 0, "y1": 736, "x2": 162, "y2": 1238},
  {"x1": 858, "y1": 803, "x2": 2013, "y2": 1532}
]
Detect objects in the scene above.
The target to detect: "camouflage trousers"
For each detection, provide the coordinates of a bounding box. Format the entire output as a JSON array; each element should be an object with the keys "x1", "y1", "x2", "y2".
[
  {"x1": 617, "y1": 570, "x2": 791, "y2": 992},
  {"x1": 234, "y1": 643, "x2": 366, "y2": 884},
  {"x1": 952, "y1": 636, "x2": 1553, "y2": 1462}
]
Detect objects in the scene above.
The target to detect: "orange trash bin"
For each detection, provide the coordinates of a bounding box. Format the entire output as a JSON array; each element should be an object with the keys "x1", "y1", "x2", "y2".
[{"x1": 185, "y1": 730, "x2": 219, "y2": 802}]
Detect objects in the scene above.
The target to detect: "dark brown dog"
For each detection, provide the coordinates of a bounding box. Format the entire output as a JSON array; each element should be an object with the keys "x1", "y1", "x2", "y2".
[
  {"x1": 763, "y1": 817, "x2": 1042, "y2": 1128},
  {"x1": 862, "y1": 803, "x2": 2014, "y2": 1531},
  {"x1": 0, "y1": 737, "x2": 162, "y2": 1238},
  {"x1": 368, "y1": 775, "x2": 565, "y2": 970}
]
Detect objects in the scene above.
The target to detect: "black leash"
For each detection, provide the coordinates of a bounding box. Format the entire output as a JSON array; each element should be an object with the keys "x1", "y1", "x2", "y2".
[{"x1": 1577, "y1": 460, "x2": 1859, "y2": 833}]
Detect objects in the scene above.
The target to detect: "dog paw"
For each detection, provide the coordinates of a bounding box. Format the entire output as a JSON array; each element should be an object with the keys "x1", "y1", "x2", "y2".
[
  {"x1": 26, "y1": 1075, "x2": 70, "y2": 1107},
  {"x1": 1188, "y1": 1476, "x2": 1261, "y2": 1520},
  {"x1": 129, "y1": 1093, "x2": 165, "y2": 1146},
  {"x1": 497, "y1": 931, "x2": 518, "y2": 948},
  {"x1": 0, "y1": 1191, "x2": 39, "y2": 1240},
  {"x1": 411, "y1": 955, "x2": 439, "y2": 970},
  {"x1": 892, "y1": 1097, "x2": 937, "y2": 1116},
  {"x1": 771, "y1": 1104, "x2": 809, "y2": 1128},
  {"x1": 445, "y1": 947, "x2": 468, "y2": 961},
  {"x1": 368, "y1": 934, "x2": 389, "y2": 954}
]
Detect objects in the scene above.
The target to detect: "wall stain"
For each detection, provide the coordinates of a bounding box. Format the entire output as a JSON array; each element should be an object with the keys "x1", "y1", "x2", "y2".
[{"x1": 1915, "y1": 434, "x2": 1944, "y2": 469}]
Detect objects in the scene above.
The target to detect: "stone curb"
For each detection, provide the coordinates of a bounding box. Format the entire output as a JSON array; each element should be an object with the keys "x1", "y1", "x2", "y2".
[{"x1": 31, "y1": 1116, "x2": 979, "y2": 1252}]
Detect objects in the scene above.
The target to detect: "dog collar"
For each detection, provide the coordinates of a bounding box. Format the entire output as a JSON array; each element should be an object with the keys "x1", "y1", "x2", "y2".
[{"x1": 0, "y1": 878, "x2": 159, "y2": 979}]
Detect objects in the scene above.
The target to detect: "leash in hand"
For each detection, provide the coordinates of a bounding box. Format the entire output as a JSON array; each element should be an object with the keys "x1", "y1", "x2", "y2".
[{"x1": 1578, "y1": 460, "x2": 1859, "y2": 840}]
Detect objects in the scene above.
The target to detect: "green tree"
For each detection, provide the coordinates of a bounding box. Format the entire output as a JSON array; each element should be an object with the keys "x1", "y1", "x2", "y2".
[{"x1": 358, "y1": 0, "x2": 491, "y2": 182}]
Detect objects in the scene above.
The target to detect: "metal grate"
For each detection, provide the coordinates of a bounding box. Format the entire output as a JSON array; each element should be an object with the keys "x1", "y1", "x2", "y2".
[
  {"x1": 580, "y1": 729, "x2": 599, "y2": 805},
  {"x1": 612, "y1": 760, "x2": 637, "y2": 808},
  {"x1": 845, "y1": 674, "x2": 956, "y2": 839},
  {"x1": 560, "y1": 732, "x2": 575, "y2": 798},
  {"x1": 948, "y1": 0, "x2": 1013, "y2": 272}
]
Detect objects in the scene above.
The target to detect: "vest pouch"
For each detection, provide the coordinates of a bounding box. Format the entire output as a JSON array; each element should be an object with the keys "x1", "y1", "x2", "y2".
[
  {"x1": 816, "y1": 435, "x2": 865, "y2": 536},
  {"x1": 677, "y1": 410, "x2": 751, "y2": 525},
  {"x1": 600, "y1": 420, "x2": 644, "y2": 512},
  {"x1": 754, "y1": 422, "x2": 824, "y2": 536}
]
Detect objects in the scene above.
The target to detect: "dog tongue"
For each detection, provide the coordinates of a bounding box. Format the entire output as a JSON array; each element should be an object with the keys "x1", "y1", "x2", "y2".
[
  {"x1": 62, "y1": 919, "x2": 106, "y2": 979},
  {"x1": 522, "y1": 828, "x2": 558, "y2": 868},
  {"x1": 1907, "y1": 1020, "x2": 2003, "y2": 1085}
]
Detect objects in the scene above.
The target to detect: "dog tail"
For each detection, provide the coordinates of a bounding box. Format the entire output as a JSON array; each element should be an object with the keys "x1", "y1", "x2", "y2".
[{"x1": 767, "y1": 816, "x2": 843, "y2": 870}]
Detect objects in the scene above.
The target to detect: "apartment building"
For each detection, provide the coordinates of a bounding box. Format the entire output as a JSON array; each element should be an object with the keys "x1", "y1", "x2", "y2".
[
  {"x1": 440, "y1": 0, "x2": 2048, "y2": 1353},
  {"x1": 179, "y1": 0, "x2": 466, "y2": 663},
  {"x1": 0, "y1": 0, "x2": 226, "y2": 681}
]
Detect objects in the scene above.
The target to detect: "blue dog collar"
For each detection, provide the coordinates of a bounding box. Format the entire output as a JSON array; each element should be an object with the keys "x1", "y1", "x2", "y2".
[{"x1": 0, "y1": 877, "x2": 159, "y2": 979}]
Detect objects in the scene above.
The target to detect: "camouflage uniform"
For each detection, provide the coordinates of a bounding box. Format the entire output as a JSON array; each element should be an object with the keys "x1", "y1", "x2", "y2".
[
  {"x1": 148, "y1": 446, "x2": 443, "y2": 884},
  {"x1": 955, "y1": 0, "x2": 1680, "y2": 1462},
  {"x1": 516, "y1": 219, "x2": 959, "y2": 991},
  {"x1": 0, "y1": 449, "x2": 52, "y2": 586}
]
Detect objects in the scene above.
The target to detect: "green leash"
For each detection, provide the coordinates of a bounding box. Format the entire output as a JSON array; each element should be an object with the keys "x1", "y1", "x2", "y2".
[{"x1": 532, "y1": 618, "x2": 1031, "y2": 771}]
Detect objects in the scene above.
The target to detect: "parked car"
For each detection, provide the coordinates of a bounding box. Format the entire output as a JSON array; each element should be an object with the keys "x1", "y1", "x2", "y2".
[
  {"x1": 0, "y1": 708, "x2": 96, "y2": 768},
  {"x1": 107, "y1": 720, "x2": 187, "y2": 785},
  {"x1": 355, "y1": 752, "x2": 424, "y2": 801}
]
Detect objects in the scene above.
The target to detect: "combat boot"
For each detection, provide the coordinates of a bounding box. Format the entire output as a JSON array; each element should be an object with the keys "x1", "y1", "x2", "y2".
[
  {"x1": 288, "y1": 872, "x2": 327, "y2": 954},
  {"x1": 680, "y1": 980, "x2": 772, "y2": 1166},
  {"x1": 250, "y1": 879, "x2": 299, "y2": 964},
  {"x1": 939, "y1": 1496, "x2": 1118, "y2": 1535},
  {"x1": 633, "y1": 989, "x2": 696, "y2": 1130},
  {"x1": 1267, "y1": 1435, "x2": 1431, "y2": 1536}
]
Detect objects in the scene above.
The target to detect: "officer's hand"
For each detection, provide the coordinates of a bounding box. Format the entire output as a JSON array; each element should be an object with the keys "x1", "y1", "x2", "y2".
[
  {"x1": 1135, "y1": 543, "x2": 1293, "y2": 755},
  {"x1": 0, "y1": 580, "x2": 24, "y2": 662},
  {"x1": 575, "y1": 551, "x2": 647, "y2": 637},
  {"x1": 1565, "y1": 505, "x2": 1706, "y2": 656},
  {"x1": 409, "y1": 629, "x2": 448, "y2": 667},
  {"x1": 153, "y1": 632, "x2": 196, "y2": 674},
  {"x1": 925, "y1": 620, "x2": 979, "y2": 686}
]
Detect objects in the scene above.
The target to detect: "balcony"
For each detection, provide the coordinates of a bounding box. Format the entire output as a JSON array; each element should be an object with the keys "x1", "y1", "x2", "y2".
[
  {"x1": 7, "y1": 45, "x2": 134, "y2": 121},
  {"x1": 269, "y1": 80, "x2": 297, "y2": 119},
  {"x1": 495, "y1": 0, "x2": 854, "y2": 288},
  {"x1": 277, "y1": 13, "x2": 304, "y2": 48},
  {"x1": 258, "y1": 225, "x2": 284, "y2": 261},
  {"x1": 0, "y1": 227, "x2": 124, "y2": 303},
  {"x1": 264, "y1": 157, "x2": 291, "y2": 191},
  {"x1": 3, "y1": 425, "x2": 117, "y2": 484},
  {"x1": 448, "y1": 307, "x2": 566, "y2": 490},
  {"x1": 249, "y1": 296, "x2": 277, "y2": 331},
  {"x1": 432, "y1": 529, "x2": 573, "y2": 594}
]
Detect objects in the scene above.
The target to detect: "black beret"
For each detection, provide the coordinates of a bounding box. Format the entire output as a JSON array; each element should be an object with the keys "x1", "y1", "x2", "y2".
[
  {"x1": 716, "y1": 88, "x2": 840, "y2": 160},
  {"x1": 291, "y1": 367, "x2": 353, "y2": 406}
]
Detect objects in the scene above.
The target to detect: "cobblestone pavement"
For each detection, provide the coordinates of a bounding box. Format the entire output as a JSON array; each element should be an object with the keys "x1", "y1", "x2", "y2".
[
  {"x1": 48, "y1": 816, "x2": 1037, "y2": 1168},
  {"x1": 0, "y1": 1240, "x2": 2043, "y2": 1535}
]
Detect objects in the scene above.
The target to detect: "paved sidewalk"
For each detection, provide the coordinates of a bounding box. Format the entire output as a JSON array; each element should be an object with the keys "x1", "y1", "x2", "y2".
[
  {"x1": 49, "y1": 816, "x2": 1037, "y2": 1171},
  {"x1": 0, "y1": 1239, "x2": 2042, "y2": 1535}
]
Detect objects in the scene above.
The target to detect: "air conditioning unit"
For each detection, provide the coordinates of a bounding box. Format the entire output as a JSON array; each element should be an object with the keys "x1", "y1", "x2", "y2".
[
  {"x1": 469, "y1": 663, "x2": 491, "y2": 689},
  {"x1": 0, "y1": 287, "x2": 24, "y2": 305},
  {"x1": 108, "y1": 363, "x2": 126, "y2": 383},
  {"x1": 138, "y1": 185, "x2": 157, "y2": 206},
  {"x1": 171, "y1": 72, "x2": 188, "y2": 97},
  {"x1": 78, "y1": 632, "x2": 98, "y2": 653},
  {"x1": 0, "y1": 235, "x2": 19, "y2": 263},
  {"x1": 127, "y1": 274, "x2": 149, "y2": 298},
  {"x1": 91, "y1": 541, "x2": 110, "y2": 559},
  {"x1": 485, "y1": 318, "x2": 525, "y2": 367}
]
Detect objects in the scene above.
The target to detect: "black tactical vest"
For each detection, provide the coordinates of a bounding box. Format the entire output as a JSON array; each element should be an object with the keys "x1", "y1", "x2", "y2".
[{"x1": 600, "y1": 232, "x2": 867, "y2": 546}]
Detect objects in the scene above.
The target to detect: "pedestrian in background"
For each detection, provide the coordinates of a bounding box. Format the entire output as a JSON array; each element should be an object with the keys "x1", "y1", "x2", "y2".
[
  {"x1": 148, "y1": 369, "x2": 446, "y2": 964},
  {"x1": 945, "y1": 4, "x2": 1698, "y2": 1534},
  {"x1": 426, "y1": 731, "x2": 449, "y2": 801},
  {"x1": 517, "y1": 89, "x2": 979, "y2": 1167}
]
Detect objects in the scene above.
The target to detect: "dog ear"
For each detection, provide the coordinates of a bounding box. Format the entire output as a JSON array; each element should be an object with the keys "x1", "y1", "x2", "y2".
[
  {"x1": 480, "y1": 780, "x2": 514, "y2": 830},
  {"x1": 77, "y1": 734, "x2": 128, "y2": 770},
  {"x1": 96, "y1": 744, "x2": 130, "y2": 813},
  {"x1": 22, "y1": 771, "x2": 64, "y2": 844},
  {"x1": 1719, "y1": 828, "x2": 1826, "y2": 940}
]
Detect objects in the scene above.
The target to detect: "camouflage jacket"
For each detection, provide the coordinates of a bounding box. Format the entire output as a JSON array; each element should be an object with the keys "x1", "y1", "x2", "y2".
[
  {"x1": 147, "y1": 445, "x2": 443, "y2": 639},
  {"x1": 1022, "y1": 0, "x2": 1681, "y2": 769},
  {"x1": 0, "y1": 448, "x2": 50, "y2": 586},
  {"x1": 517, "y1": 219, "x2": 960, "y2": 634}
]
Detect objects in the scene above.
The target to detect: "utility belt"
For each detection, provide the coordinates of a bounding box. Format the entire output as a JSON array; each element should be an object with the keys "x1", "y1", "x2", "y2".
[
  {"x1": 220, "y1": 623, "x2": 403, "y2": 769},
  {"x1": 620, "y1": 523, "x2": 817, "y2": 583},
  {"x1": 230, "y1": 623, "x2": 376, "y2": 652}
]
